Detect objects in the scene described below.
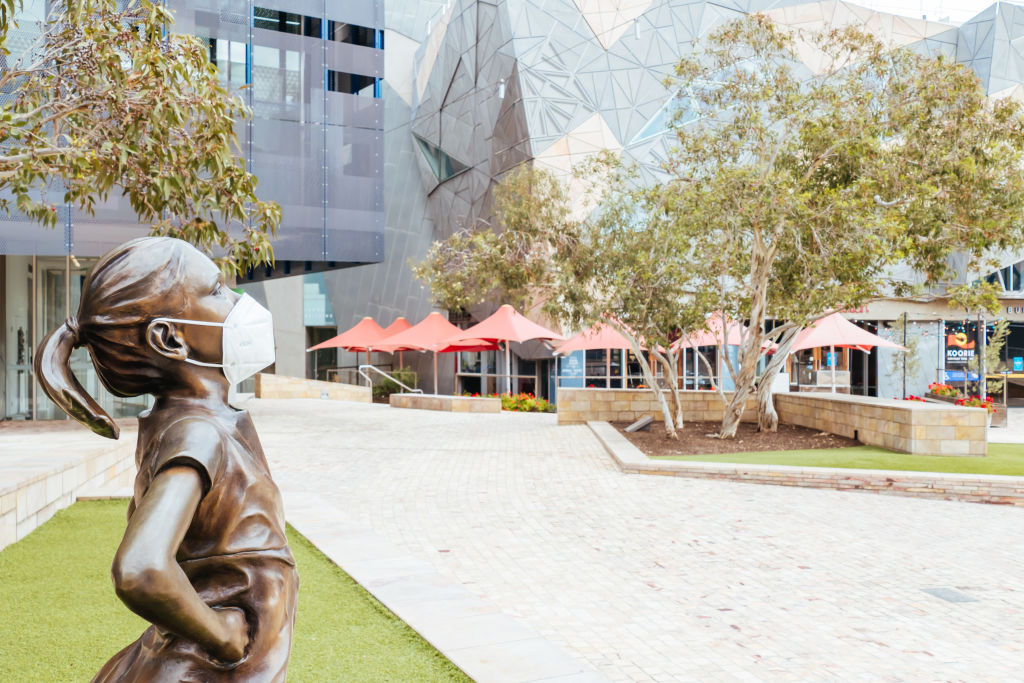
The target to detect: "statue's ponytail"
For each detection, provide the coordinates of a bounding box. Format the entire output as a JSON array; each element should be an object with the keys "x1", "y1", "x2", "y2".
[{"x1": 34, "y1": 318, "x2": 119, "y2": 440}]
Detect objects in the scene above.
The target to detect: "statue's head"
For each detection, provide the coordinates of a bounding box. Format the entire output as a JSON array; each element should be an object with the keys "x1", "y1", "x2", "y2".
[{"x1": 34, "y1": 237, "x2": 239, "y2": 438}]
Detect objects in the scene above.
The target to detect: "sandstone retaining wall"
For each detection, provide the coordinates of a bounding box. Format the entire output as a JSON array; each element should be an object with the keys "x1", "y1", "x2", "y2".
[
  {"x1": 556, "y1": 388, "x2": 756, "y2": 425},
  {"x1": 254, "y1": 373, "x2": 371, "y2": 403}
]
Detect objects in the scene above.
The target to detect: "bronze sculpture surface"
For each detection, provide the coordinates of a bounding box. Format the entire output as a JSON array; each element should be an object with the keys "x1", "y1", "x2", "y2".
[{"x1": 35, "y1": 237, "x2": 297, "y2": 681}]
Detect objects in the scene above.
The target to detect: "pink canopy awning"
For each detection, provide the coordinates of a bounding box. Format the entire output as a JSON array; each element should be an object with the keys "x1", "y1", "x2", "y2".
[
  {"x1": 675, "y1": 311, "x2": 750, "y2": 349},
  {"x1": 445, "y1": 305, "x2": 564, "y2": 394},
  {"x1": 380, "y1": 317, "x2": 412, "y2": 338},
  {"x1": 791, "y1": 313, "x2": 907, "y2": 353},
  {"x1": 556, "y1": 322, "x2": 635, "y2": 354},
  {"x1": 306, "y1": 316, "x2": 385, "y2": 352},
  {"x1": 375, "y1": 312, "x2": 498, "y2": 353},
  {"x1": 375, "y1": 312, "x2": 498, "y2": 395},
  {"x1": 444, "y1": 304, "x2": 566, "y2": 345}
]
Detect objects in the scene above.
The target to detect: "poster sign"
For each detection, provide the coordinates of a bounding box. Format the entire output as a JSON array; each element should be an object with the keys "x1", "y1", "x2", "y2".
[
  {"x1": 825, "y1": 352, "x2": 836, "y2": 368},
  {"x1": 1015, "y1": 357, "x2": 1024, "y2": 372},
  {"x1": 944, "y1": 322, "x2": 977, "y2": 367}
]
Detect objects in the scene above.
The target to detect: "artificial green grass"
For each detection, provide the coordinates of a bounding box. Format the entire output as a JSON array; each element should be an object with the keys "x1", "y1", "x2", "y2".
[
  {"x1": 0, "y1": 501, "x2": 470, "y2": 682},
  {"x1": 655, "y1": 442, "x2": 1024, "y2": 475}
]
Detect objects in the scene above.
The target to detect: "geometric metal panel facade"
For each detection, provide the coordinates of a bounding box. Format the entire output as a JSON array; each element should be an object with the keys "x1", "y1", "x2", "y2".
[{"x1": 404, "y1": 0, "x2": 1024, "y2": 284}]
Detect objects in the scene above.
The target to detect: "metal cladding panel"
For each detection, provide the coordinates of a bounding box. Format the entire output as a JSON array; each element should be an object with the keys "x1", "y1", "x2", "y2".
[
  {"x1": 255, "y1": 0, "x2": 322, "y2": 16},
  {"x1": 325, "y1": 91, "x2": 383, "y2": 127},
  {"x1": 325, "y1": 0, "x2": 384, "y2": 29},
  {"x1": 252, "y1": 28, "x2": 325, "y2": 124},
  {"x1": 0, "y1": 216, "x2": 68, "y2": 256},
  {"x1": 325, "y1": 40, "x2": 384, "y2": 77},
  {"x1": 252, "y1": 117, "x2": 326, "y2": 261},
  {"x1": 71, "y1": 195, "x2": 154, "y2": 257}
]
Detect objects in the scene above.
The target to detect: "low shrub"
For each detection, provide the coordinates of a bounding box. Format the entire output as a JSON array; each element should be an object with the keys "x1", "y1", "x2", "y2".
[
  {"x1": 928, "y1": 382, "x2": 961, "y2": 398},
  {"x1": 955, "y1": 395, "x2": 997, "y2": 414},
  {"x1": 459, "y1": 392, "x2": 556, "y2": 412},
  {"x1": 373, "y1": 367, "x2": 418, "y2": 399}
]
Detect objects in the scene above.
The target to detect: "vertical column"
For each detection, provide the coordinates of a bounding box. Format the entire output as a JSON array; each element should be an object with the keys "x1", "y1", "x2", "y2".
[
  {"x1": 322, "y1": 0, "x2": 328, "y2": 261},
  {"x1": 30, "y1": 255, "x2": 36, "y2": 420}
]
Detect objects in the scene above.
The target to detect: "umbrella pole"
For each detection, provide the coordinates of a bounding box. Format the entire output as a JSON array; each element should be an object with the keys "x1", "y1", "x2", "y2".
[
  {"x1": 433, "y1": 351, "x2": 438, "y2": 395},
  {"x1": 830, "y1": 344, "x2": 836, "y2": 393},
  {"x1": 505, "y1": 342, "x2": 512, "y2": 394}
]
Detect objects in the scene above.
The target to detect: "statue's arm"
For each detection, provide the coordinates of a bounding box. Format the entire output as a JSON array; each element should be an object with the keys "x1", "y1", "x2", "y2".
[{"x1": 111, "y1": 466, "x2": 248, "y2": 662}]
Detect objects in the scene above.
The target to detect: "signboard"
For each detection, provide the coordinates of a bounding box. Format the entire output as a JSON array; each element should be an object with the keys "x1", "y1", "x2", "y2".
[
  {"x1": 944, "y1": 370, "x2": 980, "y2": 382},
  {"x1": 825, "y1": 352, "x2": 836, "y2": 368},
  {"x1": 1015, "y1": 357, "x2": 1024, "y2": 372},
  {"x1": 559, "y1": 351, "x2": 585, "y2": 388},
  {"x1": 944, "y1": 322, "x2": 977, "y2": 367}
]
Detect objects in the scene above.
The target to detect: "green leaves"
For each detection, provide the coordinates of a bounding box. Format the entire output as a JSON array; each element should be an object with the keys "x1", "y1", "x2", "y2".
[{"x1": 0, "y1": 0, "x2": 279, "y2": 276}]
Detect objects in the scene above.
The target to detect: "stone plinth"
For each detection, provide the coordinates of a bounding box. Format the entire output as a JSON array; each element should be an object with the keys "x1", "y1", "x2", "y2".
[
  {"x1": 556, "y1": 388, "x2": 756, "y2": 425},
  {"x1": 254, "y1": 373, "x2": 371, "y2": 403},
  {"x1": 390, "y1": 394, "x2": 502, "y2": 413},
  {"x1": 774, "y1": 392, "x2": 986, "y2": 456}
]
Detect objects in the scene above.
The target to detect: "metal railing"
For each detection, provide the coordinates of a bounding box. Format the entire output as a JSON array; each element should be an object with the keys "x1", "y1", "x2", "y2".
[{"x1": 357, "y1": 365, "x2": 422, "y2": 394}]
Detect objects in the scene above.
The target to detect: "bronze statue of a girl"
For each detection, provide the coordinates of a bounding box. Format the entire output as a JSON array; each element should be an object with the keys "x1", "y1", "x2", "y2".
[{"x1": 35, "y1": 237, "x2": 297, "y2": 681}]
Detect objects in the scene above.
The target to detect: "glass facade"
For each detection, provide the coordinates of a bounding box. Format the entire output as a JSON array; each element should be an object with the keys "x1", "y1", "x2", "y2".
[{"x1": 1, "y1": 255, "x2": 152, "y2": 421}]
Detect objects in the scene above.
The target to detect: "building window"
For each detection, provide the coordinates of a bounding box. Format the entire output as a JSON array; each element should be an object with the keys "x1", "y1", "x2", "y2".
[
  {"x1": 207, "y1": 38, "x2": 248, "y2": 89},
  {"x1": 413, "y1": 134, "x2": 470, "y2": 182},
  {"x1": 327, "y1": 70, "x2": 376, "y2": 97},
  {"x1": 328, "y1": 21, "x2": 380, "y2": 48},
  {"x1": 254, "y1": 7, "x2": 321, "y2": 38}
]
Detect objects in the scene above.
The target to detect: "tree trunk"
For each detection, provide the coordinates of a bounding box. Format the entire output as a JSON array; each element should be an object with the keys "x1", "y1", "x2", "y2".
[
  {"x1": 718, "y1": 347, "x2": 760, "y2": 438},
  {"x1": 654, "y1": 351, "x2": 684, "y2": 430},
  {"x1": 719, "y1": 243, "x2": 774, "y2": 439},
  {"x1": 611, "y1": 323, "x2": 678, "y2": 438},
  {"x1": 756, "y1": 328, "x2": 798, "y2": 432},
  {"x1": 639, "y1": 351, "x2": 677, "y2": 438}
]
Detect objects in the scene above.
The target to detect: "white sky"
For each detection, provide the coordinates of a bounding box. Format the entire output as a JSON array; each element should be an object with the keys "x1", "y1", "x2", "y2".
[{"x1": 855, "y1": 0, "x2": 1009, "y2": 24}]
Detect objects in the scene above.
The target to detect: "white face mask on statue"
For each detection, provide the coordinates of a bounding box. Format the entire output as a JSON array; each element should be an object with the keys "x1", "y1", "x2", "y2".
[{"x1": 153, "y1": 293, "x2": 276, "y2": 385}]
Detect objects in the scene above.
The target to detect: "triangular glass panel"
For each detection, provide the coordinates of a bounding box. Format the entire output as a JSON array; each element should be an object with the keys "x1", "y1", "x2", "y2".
[
  {"x1": 413, "y1": 134, "x2": 471, "y2": 182},
  {"x1": 630, "y1": 92, "x2": 696, "y2": 145}
]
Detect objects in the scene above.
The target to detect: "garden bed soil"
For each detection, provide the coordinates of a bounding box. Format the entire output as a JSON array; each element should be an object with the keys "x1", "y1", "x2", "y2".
[{"x1": 612, "y1": 420, "x2": 858, "y2": 457}]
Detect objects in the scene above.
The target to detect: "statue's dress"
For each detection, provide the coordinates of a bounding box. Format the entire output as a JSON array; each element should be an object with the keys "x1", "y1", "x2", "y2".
[{"x1": 93, "y1": 406, "x2": 298, "y2": 682}]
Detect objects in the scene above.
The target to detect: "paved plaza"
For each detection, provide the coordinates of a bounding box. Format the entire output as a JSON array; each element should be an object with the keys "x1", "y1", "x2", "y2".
[{"x1": 247, "y1": 398, "x2": 1024, "y2": 682}]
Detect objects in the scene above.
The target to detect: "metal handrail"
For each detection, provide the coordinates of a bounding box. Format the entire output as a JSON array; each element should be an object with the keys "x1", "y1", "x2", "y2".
[{"x1": 358, "y1": 364, "x2": 422, "y2": 394}]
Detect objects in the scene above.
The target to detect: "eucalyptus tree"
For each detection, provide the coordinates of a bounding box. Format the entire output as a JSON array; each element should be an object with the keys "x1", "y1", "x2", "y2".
[
  {"x1": 415, "y1": 160, "x2": 708, "y2": 437},
  {"x1": 662, "y1": 15, "x2": 1024, "y2": 437},
  {"x1": 0, "y1": 0, "x2": 280, "y2": 275}
]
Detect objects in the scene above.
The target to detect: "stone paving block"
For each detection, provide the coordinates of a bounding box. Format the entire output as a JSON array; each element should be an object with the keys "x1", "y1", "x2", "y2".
[{"x1": 448, "y1": 637, "x2": 594, "y2": 683}]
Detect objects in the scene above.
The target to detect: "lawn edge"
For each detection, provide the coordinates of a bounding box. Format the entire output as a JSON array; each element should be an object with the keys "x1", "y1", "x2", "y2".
[{"x1": 588, "y1": 421, "x2": 1024, "y2": 507}]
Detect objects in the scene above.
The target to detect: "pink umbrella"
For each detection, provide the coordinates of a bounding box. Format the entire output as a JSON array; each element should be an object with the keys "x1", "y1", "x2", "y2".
[
  {"x1": 306, "y1": 317, "x2": 387, "y2": 379},
  {"x1": 556, "y1": 322, "x2": 636, "y2": 354},
  {"x1": 556, "y1": 322, "x2": 638, "y2": 389},
  {"x1": 675, "y1": 311, "x2": 750, "y2": 349},
  {"x1": 444, "y1": 305, "x2": 565, "y2": 393},
  {"x1": 381, "y1": 317, "x2": 412, "y2": 368},
  {"x1": 791, "y1": 312, "x2": 906, "y2": 392},
  {"x1": 375, "y1": 312, "x2": 498, "y2": 394},
  {"x1": 307, "y1": 316, "x2": 385, "y2": 353}
]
